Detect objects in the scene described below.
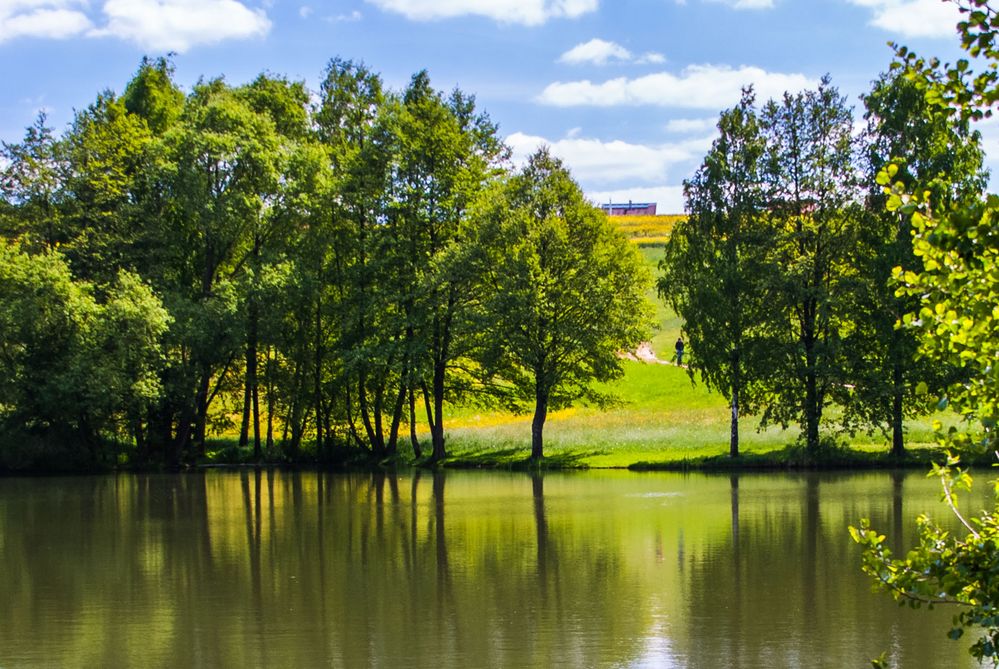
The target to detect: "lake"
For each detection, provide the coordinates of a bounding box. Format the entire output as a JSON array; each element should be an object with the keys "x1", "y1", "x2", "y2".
[{"x1": 0, "y1": 469, "x2": 987, "y2": 668}]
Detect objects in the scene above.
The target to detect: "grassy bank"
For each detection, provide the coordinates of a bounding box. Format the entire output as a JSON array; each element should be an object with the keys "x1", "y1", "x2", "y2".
[{"x1": 434, "y1": 358, "x2": 947, "y2": 469}]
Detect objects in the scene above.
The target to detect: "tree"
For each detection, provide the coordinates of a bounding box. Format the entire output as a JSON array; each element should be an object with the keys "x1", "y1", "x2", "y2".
[
  {"x1": 61, "y1": 90, "x2": 153, "y2": 284},
  {"x1": 757, "y1": 78, "x2": 861, "y2": 454},
  {"x1": 659, "y1": 89, "x2": 775, "y2": 458},
  {"x1": 838, "y1": 68, "x2": 985, "y2": 456},
  {"x1": 471, "y1": 148, "x2": 652, "y2": 461},
  {"x1": 0, "y1": 112, "x2": 66, "y2": 249},
  {"x1": 852, "y1": 2, "x2": 999, "y2": 665},
  {"x1": 145, "y1": 78, "x2": 281, "y2": 465},
  {"x1": 388, "y1": 71, "x2": 505, "y2": 462},
  {"x1": 122, "y1": 56, "x2": 184, "y2": 135},
  {"x1": 0, "y1": 240, "x2": 168, "y2": 470}
]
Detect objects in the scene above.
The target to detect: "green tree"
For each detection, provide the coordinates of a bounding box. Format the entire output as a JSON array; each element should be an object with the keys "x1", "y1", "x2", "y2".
[
  {"x1": 659, "y1": 89, "x2": 775, "y2": 458},
  {"x1": 0, "y1": 241, "x2": 168, "y2": 470},
  {"x1": 839, "y1": 68, "x2": 986, "y2": 456},
  {"x1": 0, "y1": 112, "x2": 66, "y2": 249},
  {"x1": 471, "y1": 148, "x2": 652, "y2": 461},
  {"x1": 757, "y1": 79, "x2": 861, "y2": 454},
  {"x1": 389, "y1": 71, "x2": 505, "y2": 462},
  {"x1": 853, "y1": 2, "x2": 999, "y2": 665},
  {"x1": 61, "y1": 90, "x2": 153, "y2": 283},
  {"x1": 232, "y1": 74, "x2": 311, "y2": 459},
  {"x1": 122, "y1": 56, "x2": 184, "y2": 136},
  {"x1": 144, "y1": 78, "x2": 281, "y2": 465}
]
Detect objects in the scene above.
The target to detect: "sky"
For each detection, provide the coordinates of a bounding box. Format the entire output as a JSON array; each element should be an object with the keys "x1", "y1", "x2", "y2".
[{"x1": 0, "y1": 0, "x2": 993, "y2": 212}]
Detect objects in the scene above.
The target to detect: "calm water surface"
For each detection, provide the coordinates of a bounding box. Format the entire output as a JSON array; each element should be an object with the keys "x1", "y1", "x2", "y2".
[{"x1": 0, "y1": 469, "x2": 988, "y2": 668}]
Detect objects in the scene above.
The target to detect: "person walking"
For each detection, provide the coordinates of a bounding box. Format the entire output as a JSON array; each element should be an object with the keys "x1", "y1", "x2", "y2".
[{"x1": 674, "y1": 337, "x2": 685, "y2": 366}]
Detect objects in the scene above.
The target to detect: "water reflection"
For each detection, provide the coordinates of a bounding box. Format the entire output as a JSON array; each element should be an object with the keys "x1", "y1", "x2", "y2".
[{"x1": 0, "y1": 470, "x2": 985, "y2": 668}]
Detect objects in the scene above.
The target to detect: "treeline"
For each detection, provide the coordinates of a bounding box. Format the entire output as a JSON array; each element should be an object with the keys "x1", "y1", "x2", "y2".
[
  {"x1": 0, "y1": 57, "x2": 650, "y2": 471},
  {"x1": 660, "y1": 70, "x2": 987, "y2": 458}
]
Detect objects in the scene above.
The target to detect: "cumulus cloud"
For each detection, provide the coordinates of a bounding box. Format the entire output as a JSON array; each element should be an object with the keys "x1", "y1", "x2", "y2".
[
  {"x1": 507, "y1": 130, "x2": 694, "y2": 212},
  {"x1": 364, "y1": 0, "x2": 597, "y2": 25},
  {"x1": 506, "y1": 130, "x2": 714, "y2": 184},
  {"x1": 559, "y1": 38, "x2": 631, "y2": 65},
  {"x1": 95, "y1": 0, "x2": 271, "y2": 52},
  {"x1": 1, "y1": 0, "x2": 272, "y2": 49},
  {"x1": 0, "y1": 1, "x2": 92, "y2": 41},
  {"x1": 538, "y1": 64, "x2": 817, "y2": 109},
  {"x1": 848, "y1": 0, "x2": 962, "y2": 38},
  {"x1": 558, "y1": 38, "x2": 666, "y2": 66},
  {"x1": 665, "y1": 117, "x2": 717, "y2": 133}
]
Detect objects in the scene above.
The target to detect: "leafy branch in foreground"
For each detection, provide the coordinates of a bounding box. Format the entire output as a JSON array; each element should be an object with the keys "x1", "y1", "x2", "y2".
[
  {"x1": 852, "y1": 2, "x2": 999, "y2": 664},
  {"x1": 852, "y1": 455, "x2": 999, "y2": 664}
]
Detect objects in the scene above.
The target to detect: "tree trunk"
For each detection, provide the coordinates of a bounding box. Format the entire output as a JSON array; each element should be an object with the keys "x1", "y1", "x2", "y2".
[
  {"x1": 891, "y1": 361, "x2": 905, "y2": 458},
  {"x1": 239, "y1": 374, "x2": 251, "y2": 448},
  {"x1": 313, "y1": 297, "x2": 324, "y2": 457},
  {"x1": 531, "y1": 383, "x2": 548, "y2": 462},
  {"x1": 358, "y1": 374, "x2": 380, "y2": 454},
  {"x1": 730, "y1": 385, "x2": 740, "y2": 458},
  {"x1": 803, "y1": 309, "x2": 821, "y2": 454},
  {"x1": 430, "y1": 360, "x2": 447, "y2": 461},
  {"x1": 248, "y1": 297, "x2": 260, "y2": 461},
  {"x1": 265, "y1": 346, "x2": 274, "y2": 451},
  {"x1": 386, "y1": 383, "x2": 407, "y2": 457},
  {"x1": 193, "y1": 369, "x2": 211, "y2": 456},
  {"x1": 409, "y1": 386, "x2": 422, "y2": 459}
]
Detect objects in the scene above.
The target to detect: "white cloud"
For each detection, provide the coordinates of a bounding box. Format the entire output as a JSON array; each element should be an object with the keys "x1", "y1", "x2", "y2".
[
  {"x1": 0, "y1": 2, "x2": 92, "y2": 41},
  {"x1": 558, "y1": 39, "x2": 666, "y2": 66},
  {"x1": 94, "y1": 0, "x2": 271, "y2": 52},
  {"x1": 717, "y1": 0, "x2": 773, "y2": 8},
  {"x1": 506, "y1": 130, "x2": 715, "y2": 184},
  {"x1": 364, "y1": 0, "x2": 597, "y2": 25},
  {"x1": 538, "y1": 64, "x2": 817, "y2": 109},
  {"x1": 587, "y1": 185, "x2": 686, "y2": 213},
  {"x1": 636, "y1": 51, "x2": 665, "y2": 64},
  {"x1": 299, "y1": 5, "x2": 312, "y2": 17},
  {"x1": 0, "y1": 0, "x2": 271, "y2": 48},
  {"x1": 325, "y1": 9, "x2": 362, "y2": 22},
  {"x1": 559, "y1": 38, "x2": 631, "y2": 65},
  {"x1": 665, "y1": 116, "x2": 717, "y2": 133},
  {"x1": 848, "y1": 0, "x2": 962, "y2": 38}
]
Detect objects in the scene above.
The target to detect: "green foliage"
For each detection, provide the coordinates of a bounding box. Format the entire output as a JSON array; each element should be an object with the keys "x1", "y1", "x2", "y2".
[
  {"x1": 122, "y1": 56, "x2": 184, "y2": 135},
  {"x1": 852, "y1": 457, "x2": 999, "y2": 664},
  {"x1": 471, "y1": 148, "x2": 653, "y2": 459},
  {"x1": 0, "y1": 241, "x2": 168, "y2": 469},
  {"x1": 0, "y1": 112, "x2": 66, "y2": 248},
  {"x1": 660, "y1": 89, "x2": 774, "y2": 457},
  {"x1": 837, "y1": 67, "x2": 986, "y2": 455},
  {"x1": 854, "y1": 2, "x2": 999, "y2": 664},
  {"x1": 661, "y1": 78, "x2": 862, "y2": 455}
]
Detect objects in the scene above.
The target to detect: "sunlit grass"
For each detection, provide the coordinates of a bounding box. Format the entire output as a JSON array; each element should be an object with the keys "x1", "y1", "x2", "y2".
[{"x1": 436, "y1": 359, "x2": 949, "y2": 468}]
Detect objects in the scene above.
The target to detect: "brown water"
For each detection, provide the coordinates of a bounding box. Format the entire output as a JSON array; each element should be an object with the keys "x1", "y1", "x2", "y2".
[{"x1": 0, "y1": 469, "x2": 986, "y2": 668}]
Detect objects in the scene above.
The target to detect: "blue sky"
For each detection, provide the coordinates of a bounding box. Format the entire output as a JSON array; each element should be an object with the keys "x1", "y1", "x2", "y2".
[{"x1": 0, "y1": 0, "x2": 991, "y2": 212}]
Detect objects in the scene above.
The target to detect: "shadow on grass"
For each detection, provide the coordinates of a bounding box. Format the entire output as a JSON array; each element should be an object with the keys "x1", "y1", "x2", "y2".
[
  {"x1": 629, "y1": 442, "x2": 953, "y2": 471},
  {"x1": 442, "y1": 446, "x2": 607, "y2": 470}
]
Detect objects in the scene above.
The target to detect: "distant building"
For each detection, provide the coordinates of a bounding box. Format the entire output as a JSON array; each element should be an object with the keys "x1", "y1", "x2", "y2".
[{"x1": 599, "y1": 200, "x2": 657, "y2": 216}]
